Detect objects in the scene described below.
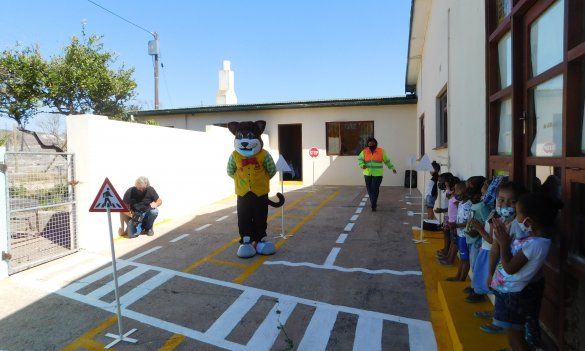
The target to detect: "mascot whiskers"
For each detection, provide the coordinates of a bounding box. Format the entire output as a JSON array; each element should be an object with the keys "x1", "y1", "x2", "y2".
[{"x1": 227, "y1": 120, "x2": 285, "y2": 258}]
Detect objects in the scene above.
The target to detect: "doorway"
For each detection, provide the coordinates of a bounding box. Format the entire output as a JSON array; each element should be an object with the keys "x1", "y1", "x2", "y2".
[{"x1": 278, "y1": 124, "x2": 302, "y2": 181}]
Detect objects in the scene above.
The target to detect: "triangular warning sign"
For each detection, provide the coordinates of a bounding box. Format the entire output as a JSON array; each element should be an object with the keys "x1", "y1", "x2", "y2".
[{"x1": 89, "y1": 178, "x2": 129, "y2": 212}]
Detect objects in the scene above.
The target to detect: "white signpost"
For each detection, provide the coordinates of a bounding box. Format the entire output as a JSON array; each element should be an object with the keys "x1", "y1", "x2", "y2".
[
  {"x1": 89, "y1": 178, "x2": 138, "y2": 349},
  {"x1": 405, "y1": 154, "x2": 418, "y2": 197},
  {"x1": 309, "y1": 147, "x2": 319, "y2": 192},
  {"x1": 414, "y1": 154, "x2": 435, "y2": 244},
  {"x1": 275, "y1": 155, "x2": 292, "y2": 239}
]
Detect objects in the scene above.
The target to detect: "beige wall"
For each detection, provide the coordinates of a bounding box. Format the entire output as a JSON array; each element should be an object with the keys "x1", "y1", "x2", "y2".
[
  {"x1": 68, "y1": 115, "x2": 238, "y2": 251},
  {"x1": 140, "y1": 104, "x2": 416, "y2": 187},
  {"x1": 415, "y1": 0, "x2": 486, "y2": 184}
]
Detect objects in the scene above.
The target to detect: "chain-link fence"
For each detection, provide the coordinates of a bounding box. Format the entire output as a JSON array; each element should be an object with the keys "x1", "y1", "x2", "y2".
[{"x1": 5, "y1": 152, "x2": 77, "y2": 273}]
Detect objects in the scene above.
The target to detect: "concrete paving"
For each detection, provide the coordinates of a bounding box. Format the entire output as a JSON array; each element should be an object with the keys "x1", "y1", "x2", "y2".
[{"x1": 0, "y1": 185, "x2": 436, "y2": 351}]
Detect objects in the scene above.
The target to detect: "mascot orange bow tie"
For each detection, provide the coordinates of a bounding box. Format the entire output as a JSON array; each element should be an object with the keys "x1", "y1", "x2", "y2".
[{"x1": 241, "y1": 157, "x2": 258, "y2": 167}]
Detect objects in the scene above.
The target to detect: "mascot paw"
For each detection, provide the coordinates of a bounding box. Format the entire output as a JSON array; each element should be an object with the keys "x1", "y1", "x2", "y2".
[
  {"x1": 237, "y1": 236, "x2": 257, "y2": 258},
  {"x1": 256, "y1": 239, "x2": 276, "y2": 255}
]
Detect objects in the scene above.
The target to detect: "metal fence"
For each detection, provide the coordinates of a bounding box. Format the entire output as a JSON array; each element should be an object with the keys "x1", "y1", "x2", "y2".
[{"x1": 5, "y1": 152, "x2": 77, "y2": 274}]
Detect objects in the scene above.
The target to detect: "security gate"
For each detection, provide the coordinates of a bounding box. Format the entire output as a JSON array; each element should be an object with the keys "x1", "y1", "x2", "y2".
[{"x1": 5, "y1": 152, "x2": 78, "y2": 274}]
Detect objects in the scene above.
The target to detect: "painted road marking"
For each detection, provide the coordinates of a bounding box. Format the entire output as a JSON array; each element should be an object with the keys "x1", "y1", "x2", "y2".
[
  {"x1": 354, "y1": 315, "x2": 383, "y2": 350},
  {"x1": 364, "y1": 194, "x2": 369, "y2": 198},
  {"x1": 216, "y1": 215, "x2": 229, "y2": 222},
  {"x1": 170, "y1": 234, "x2": 190, "y2": 243},
  {"x1": 362, "y1": 197, "x2": 368, "y2": 202},
  {"x1": 297, "y1": 306, "x2": 338, "y2": 351},
  {"x1": 350, "y1": 214, "x2": 359, "y2": 221},
  {"x1": 324, "y1": 247, "x2": 341, "y2": 266},
  {"x1": 336, "y1": 233, "x2": 348, "y2": 244},
  {"x1": 126, "y1": 246, "x2": 163, "y2": 261},
  {"x1": 232, "y1": 210, "x2": 238, "y2": 214},
  {"x1": 344, "y1": 223, "x2": 355, "y2": 232},
  {"x1": 355, "y1": 207, "x2": 363, "y2": 214},
  {"x1": 359, "y1": 201, "x2": 366, "y2": 206},
  {"x1": 196, "y1": 224, "x2": 211, "y2": 231},
  {"x1": 264, "y1": 260, "x2": 422, "y2": 276},
  {"x1": 205, "y1": 290, "x2": 260, "y2": 340},
  {"x1": 17, "y1": 255, "x2": 434, "y2": 351},
  {"x1": 86, "y1": 266, "x2": 150, "y2": 300}
]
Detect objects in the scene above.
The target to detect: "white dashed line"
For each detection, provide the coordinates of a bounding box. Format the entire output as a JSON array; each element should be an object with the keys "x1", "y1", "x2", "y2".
[
  {"x1": 359, "y1": 202, "x2": 366, "y2": 206},
  {"x1": 126, "y1": 246, "x2": 163, "y2": 261},
  {"x1": 324, "y1": 248, "x2": 341, "y2": 267},
  {"x1": 362, "y1": 197, "x2": 368, "y2": 202},
  {"x1": 196, "y1": 224, "x2": 211, "y2": 231},
  {"x1": 170, "y1": 234, "x2": 190, "y2": 243},
  {"x1": 336, "y1": 233, "x2": 348, "y2": 244},
  {"x1": 216, "y1": 216, "x2": 229, "y2": 222},
  {"x1": 355, "y1": 207, "x2": 363, "y2": 214},
  {"x1": 350, "y1": 215, "x2": 359, "y2": 221},
  {"x1": 232, "y1": 211, "x2": 238, "y2": 214},
  {"x1": 344, "y1": 223, "x2": 355, "y2": 232}
]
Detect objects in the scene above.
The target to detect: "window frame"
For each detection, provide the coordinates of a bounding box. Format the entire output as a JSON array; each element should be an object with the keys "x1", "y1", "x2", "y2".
[
  {"x1": 436, "y1": 90, "x2": 448, "y2": 148},
  {"x1": 325, "y1": 121, "x2": 374, "y2": 156}
]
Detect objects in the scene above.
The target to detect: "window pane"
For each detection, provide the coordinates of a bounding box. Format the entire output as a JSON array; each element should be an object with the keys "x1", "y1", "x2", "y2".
[
  {"x1": 530, "y1": 0, "x2": 564, "y2": 77},
  {"x1": 326, "y1": 121, "x2": 373, "y2": 156},
  {"x1": 498, "y1": 32, "x2": 512, "y2": 88},
  {"x1": 496, "y1": 0, "x2": 512, "y2": 25},
  {"x1": 498, "y1": 98, "x2": 512, "y2": 155},
  {"x1": 529, "y1": 75, "x2": 563, "y2": 157}
]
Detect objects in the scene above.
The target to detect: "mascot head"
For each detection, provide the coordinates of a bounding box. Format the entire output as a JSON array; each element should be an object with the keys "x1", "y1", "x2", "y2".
[{"x1": 227, "y1": 120, "x2": 266, "y2": 157}]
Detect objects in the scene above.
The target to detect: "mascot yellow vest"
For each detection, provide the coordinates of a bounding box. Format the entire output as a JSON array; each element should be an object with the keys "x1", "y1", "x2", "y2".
[{"x1": 232, "y1": 150, "x2": 270, "y2": 197}]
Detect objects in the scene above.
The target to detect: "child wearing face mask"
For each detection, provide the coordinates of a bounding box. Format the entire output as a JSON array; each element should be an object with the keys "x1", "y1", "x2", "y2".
[
  {"x1": 437, "y1": 175, "x2": 461, "y2": 266},
  {"x1": 424, "y1": 161, "x2": 441, "y2": 220},
  {"x1": 468, "y1": 182, "x2": 526, "y2": 328},
  {"x1": 489, "y1": 192, "x2": 562, "y2": 350}
]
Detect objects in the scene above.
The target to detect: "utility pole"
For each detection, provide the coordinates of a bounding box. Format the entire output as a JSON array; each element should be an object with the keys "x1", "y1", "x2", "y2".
[{"x1": 148, "y1": 32, "x2": 160, "y2": 110}]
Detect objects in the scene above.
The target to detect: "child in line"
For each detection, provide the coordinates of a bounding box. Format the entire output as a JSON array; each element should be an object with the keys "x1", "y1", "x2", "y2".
[
  {"x1": 435, "y1": 172, "x2": 454, "y2": 257},
  {"x1": 462, "y1": 177, "x2": 491, "y2": 300},
  {"x1": 446, "y1": 181, "x2": 472, "y2": 281},
  {"x1": 437, "y1": 175, "x2": 460, "y2": 265},
  {"x1": 424, "y1": 161, "x2": 441, "y2": 220},
  {"x1": 473, "y1": 181, "x2": 526, "y2": 331},
  {"x1": 490, "y1": 192, "x2": 562, "y2": 350}
]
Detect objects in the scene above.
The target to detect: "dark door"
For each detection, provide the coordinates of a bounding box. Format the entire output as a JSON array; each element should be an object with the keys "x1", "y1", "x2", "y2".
[{"x1": 278, "y1": 124, "x2": 302, "y2": 181}]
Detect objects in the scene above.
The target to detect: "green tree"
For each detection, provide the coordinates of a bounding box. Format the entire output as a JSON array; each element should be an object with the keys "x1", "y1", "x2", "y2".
[
  {"x1": 0, "y1": 45, "x2": 47, "y2": 128},
  {"x1": 44, "y1": 31, "x2": 137, "y2": 119}
]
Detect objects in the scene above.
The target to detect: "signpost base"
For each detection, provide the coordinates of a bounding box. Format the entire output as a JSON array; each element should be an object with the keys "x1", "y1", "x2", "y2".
[{"x1": 105, "y1": 328, "x2": 138, "y2": 349}]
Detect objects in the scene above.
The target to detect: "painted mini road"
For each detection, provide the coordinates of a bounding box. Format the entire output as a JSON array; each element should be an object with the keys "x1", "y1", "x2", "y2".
[{"x1": 7, "y1": 186, "x2": 436, "y2": 350}]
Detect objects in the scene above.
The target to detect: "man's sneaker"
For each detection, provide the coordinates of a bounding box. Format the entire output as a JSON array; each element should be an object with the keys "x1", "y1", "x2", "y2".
[{"x1": 147, "y1": 229, "x2": 154, "y2": 236}]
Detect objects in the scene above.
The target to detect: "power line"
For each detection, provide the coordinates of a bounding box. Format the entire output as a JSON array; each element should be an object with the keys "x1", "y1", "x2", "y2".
[{"x1": 85, "y1": 0, "x2": 154, "y2": 37}]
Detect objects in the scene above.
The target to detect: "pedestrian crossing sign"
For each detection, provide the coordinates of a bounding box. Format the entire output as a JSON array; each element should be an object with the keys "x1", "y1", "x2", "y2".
[{"x1": 89, "y1": 178, "x2": 128, "y2": 212}]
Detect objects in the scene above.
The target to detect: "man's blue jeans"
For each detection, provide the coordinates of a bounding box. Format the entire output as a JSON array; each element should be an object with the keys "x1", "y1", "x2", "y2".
[
  {"x1": 127, "y1": 208, "x2": 158, "y2": 236},
  {"x1": 364, "y1": 175, "x2": 383, "y2": 209}
]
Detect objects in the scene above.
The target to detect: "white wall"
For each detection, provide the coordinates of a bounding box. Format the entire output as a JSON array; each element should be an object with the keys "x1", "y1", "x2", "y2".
[
  {"x1": 67, "y1": 115, "x2": 238, "y2": 251},
  {"x1": 141, "y1": 104, "x2": 417, "y2": 186},
  {"x1": 415, "y1": 0, "x2": 486, "y2": 185}
]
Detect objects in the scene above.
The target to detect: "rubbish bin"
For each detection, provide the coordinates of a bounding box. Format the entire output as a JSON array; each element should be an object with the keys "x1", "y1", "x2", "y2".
[{"x1": 404, "y1": 170, "x2": 417, "y2": 188}]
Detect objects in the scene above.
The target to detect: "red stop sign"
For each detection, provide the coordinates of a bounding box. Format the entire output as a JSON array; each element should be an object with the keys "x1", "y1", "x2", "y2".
[{"x1": 309, "y1": 147, "x2": 319, "y2": 158}]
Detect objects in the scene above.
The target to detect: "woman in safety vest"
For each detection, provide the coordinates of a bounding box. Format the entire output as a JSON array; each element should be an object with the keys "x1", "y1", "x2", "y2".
[{"x1": 357, "y1": 137, "x2": 397, "y2": 211}]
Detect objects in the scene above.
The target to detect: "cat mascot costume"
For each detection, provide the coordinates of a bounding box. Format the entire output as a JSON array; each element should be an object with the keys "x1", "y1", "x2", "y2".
[{"x1": 227, "y1": 120, "x2": 285, "y2": 258}]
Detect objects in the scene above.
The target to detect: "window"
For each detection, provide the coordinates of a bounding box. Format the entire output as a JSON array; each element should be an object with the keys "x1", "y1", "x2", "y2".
[
  {"x1": 498, "y1": 98, "x2": 512, "y2": 155},
  {"x1": 437, "y1": 92, "x2": 448, "y2": 147},
  {"x1": 326, "y1": 121, "x2": 374, "y2": 156},
  {"x1": 498, "y1": 32, "x2": 512, "y2": 89},
  {"x1": 529, "y1": 0, "x2": 564, "y2": 77},
  {"x1": 496, "y1": 0, "x2": 512, "y2": 25},
  {"x1": 420, "y1": 115, "x2": 425, "y2": 157},
  {"x1": 528, "y1": 75, "x2": 563, "y2": 157}
]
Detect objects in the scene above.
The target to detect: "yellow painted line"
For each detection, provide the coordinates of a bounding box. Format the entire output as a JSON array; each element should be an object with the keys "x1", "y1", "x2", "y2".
[
  {"x1": 213, "y1": 194, "x2": 237, "y2": 204},
  {"x1": 283, "y1": 180, "x2": 303, "y2": 185},
  {"x1": 208, "y1": 258, "x2": 249, "y2": 269},
  {"x1": 233, "y1": 191, "x2": 339, "y2": 284},
  {"x1": 284, "y1": 215, "x2": 305, "y2": 219},
  {"x1": 59, "y1": 315, "x2": 117, "y2": 351},
  {"x1": 182, "y1": 237, "x2": 240, "y2": 272},
  {"x1": 159, "y1": 334, "x2": 186, "y2": 350},
  {"x1": 182, "y1": 191, "x2": 316, "y2": 274}
]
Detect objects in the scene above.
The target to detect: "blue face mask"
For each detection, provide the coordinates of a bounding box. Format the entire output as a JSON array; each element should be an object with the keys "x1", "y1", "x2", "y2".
[
  {"x1": 497, "y1": 206, "x2": 515, "y2": 219},
  {"x1": 517, "y1": 218, "x2": 532, "y2": 234}
]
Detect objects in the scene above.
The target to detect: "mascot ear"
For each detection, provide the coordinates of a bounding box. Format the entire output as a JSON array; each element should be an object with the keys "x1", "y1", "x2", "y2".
[
  {"x1": 255, "y1": 120, "x2": 267, "y2": 134},
  {"x1": 227, "y1": 122, "x2": 239, "y2": 136}
]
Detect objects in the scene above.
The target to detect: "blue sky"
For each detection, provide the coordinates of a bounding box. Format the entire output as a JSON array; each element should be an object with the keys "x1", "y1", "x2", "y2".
[{"x1": 2, "y1": 0, "x2": 412, "y2": 130}]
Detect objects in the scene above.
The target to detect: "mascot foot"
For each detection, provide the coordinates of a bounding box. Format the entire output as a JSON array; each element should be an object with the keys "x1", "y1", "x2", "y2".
[
  {"x1": 237, "y1": 236, "x2": 257, "y2": 258},
  {"x1": 256, "y1": 238, "x2": 276, "y2": 255}
]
